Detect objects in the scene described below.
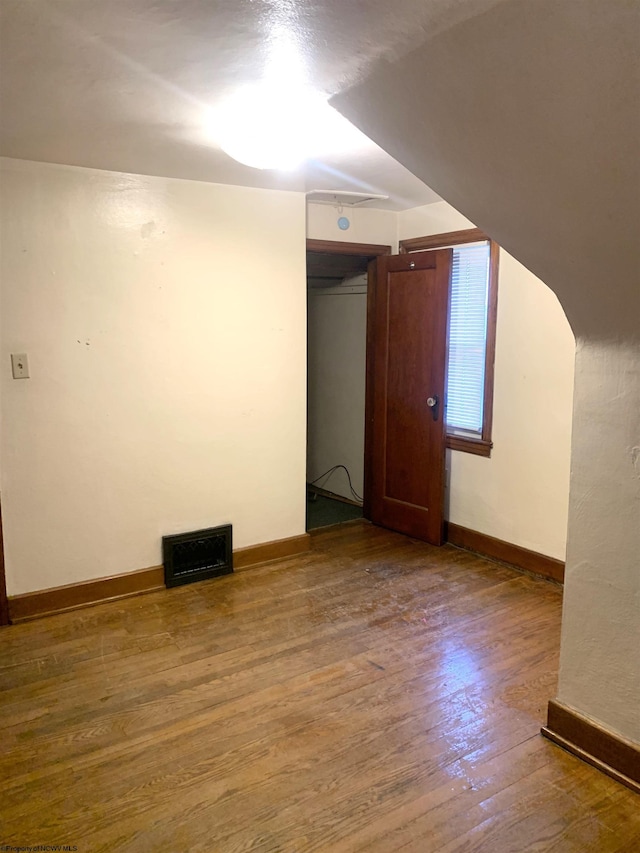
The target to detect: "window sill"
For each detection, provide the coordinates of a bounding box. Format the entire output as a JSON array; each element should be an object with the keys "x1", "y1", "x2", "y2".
[{"x1": 446, "y1": 435, "x2": 493, "y2": 457}]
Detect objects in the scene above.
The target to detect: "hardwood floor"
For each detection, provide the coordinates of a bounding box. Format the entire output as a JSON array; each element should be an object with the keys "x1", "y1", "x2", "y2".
[{"x1": 1, "y1": 521, "x2": 638, "y2": 852}]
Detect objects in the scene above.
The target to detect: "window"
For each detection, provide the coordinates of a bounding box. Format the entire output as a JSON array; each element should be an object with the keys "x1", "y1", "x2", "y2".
[{"x1": 399, "y1": 228, "x2": 499, "y2": 457}]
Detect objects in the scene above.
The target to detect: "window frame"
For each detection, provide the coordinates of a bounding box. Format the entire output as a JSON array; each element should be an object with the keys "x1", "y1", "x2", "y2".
[{"x1": 399, "y1": 228, "x2": 499, "y2": 458}]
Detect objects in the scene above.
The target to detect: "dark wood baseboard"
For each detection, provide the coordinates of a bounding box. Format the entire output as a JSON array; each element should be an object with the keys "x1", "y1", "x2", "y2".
[
  {"x1": 446, "y1": 522, "x2": 565, "y2": 584},
  {"x1": 0, "y1": 496, "x2": 9, "y2": 626},
  {"x1": 8, "y1": 566, "x2": 166, "y2": 623},
  {"x1": 233, "y1": 533, "x2": 311, "y2": 570},
  {"x1": 542, "y1": 699, "x2": 640, "y2": 793},
  {"x1": 8, "y1": 533, "x2": 311, "y2": 622}
]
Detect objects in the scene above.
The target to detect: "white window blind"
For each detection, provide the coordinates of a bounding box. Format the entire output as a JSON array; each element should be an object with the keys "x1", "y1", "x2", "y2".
[{"x1": 446, "y1": 242, "x2": 490, "y2": 435}]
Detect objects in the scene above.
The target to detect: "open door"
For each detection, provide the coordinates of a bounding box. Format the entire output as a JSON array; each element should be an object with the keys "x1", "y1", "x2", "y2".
[{"x1": 365, "y1": 249, "x2": 452, "y2": 545}]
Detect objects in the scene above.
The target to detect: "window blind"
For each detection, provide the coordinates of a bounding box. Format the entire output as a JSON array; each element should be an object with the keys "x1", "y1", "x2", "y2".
[{"x1": 446, "y1": 242, "x2": 490, "y2": 434}]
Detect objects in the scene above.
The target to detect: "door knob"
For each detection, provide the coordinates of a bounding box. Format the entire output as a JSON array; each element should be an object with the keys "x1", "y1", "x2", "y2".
[{"x1": 427, "y1": 395, "x2": 439, "y2": 421}]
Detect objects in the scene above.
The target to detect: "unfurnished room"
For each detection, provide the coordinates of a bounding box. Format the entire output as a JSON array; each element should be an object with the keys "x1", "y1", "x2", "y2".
[{"x1": 0, "y1": 1, "x2": 638, "y2": 851}]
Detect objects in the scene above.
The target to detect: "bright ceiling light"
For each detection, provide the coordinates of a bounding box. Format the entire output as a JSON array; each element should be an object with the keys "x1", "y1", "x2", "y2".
[
  {"x1": 207, "y1": 84, "x2": 371, "y2": 171},
  {"x1": 212, "y1": 85, "x2": 308, "y2": 170},
  {"x1": 204, "y1": 16, "x2": 371, "y2": 171}
]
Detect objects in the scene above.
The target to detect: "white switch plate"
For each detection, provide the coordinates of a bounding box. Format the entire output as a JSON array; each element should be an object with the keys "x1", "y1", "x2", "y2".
[{"x1": 11, "y1": 353, "x2": 29, "y2": 379}]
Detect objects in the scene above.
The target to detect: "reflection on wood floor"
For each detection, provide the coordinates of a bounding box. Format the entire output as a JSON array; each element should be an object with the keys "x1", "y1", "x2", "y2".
[{"x1": 1, "y1": 521, "x2": 638, "y2": 851}]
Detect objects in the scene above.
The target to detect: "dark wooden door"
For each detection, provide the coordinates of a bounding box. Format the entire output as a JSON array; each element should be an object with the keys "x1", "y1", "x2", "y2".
[{"x1": 365, "y1": 249, "x2": 451, "y2": 545}]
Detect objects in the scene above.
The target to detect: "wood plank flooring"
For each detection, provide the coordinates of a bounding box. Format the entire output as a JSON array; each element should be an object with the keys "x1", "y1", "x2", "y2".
[{"x1": 1, "y1": 521, "x2": 638, "y2": 852}]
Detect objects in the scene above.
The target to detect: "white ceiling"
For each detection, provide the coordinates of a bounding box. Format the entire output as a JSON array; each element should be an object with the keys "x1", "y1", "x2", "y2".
[{"x1": 0, "y1": 0, "x2": 506, "y2": 210}]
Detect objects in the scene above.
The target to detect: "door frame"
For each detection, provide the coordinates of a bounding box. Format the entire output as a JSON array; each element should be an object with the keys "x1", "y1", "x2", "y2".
[{"x1": 306, "y1": 238, "x2": 392, "y2": 521}]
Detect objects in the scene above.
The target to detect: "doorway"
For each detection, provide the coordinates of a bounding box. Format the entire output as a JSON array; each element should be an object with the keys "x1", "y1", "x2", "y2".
[{"x1": 306, "y1": 239, "x2": 391, "y2": 531}]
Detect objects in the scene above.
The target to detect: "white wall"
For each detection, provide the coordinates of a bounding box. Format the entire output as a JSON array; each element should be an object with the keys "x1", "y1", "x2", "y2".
[
  {"x1": 558, "y1": 341, "x2": 640, "y2": 740},
  {"x1": 0, "y1": 158, "x2": 307, "y2": 595},
  {"x1": 306, "y1": 202, "x2": 397, "y2": 250},
  {"x1": 399, "y1": 202, "x2": 575, "y2": 560},
  {"x1": 307, "y1": 275, "x2": 367, "y2": 501}
]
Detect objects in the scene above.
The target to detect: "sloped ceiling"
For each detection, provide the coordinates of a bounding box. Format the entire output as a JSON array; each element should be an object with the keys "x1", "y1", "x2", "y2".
[
  {"x1": 0, "y1": 0, "x2": 506, "y2": 210},
  {"x1": 332, "y1": 0, "x2": 640, "y2": 337}
]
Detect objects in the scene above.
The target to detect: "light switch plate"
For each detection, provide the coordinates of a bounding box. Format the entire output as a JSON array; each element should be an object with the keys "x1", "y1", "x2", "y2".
[{"x1": 11, "y1": 353, "x2": 29, "y2": 379}]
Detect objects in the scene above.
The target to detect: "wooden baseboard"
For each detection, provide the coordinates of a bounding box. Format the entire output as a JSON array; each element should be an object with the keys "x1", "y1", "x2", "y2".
[
  {"x1": 446, "y1": 522, "x2": 565, "y2": 583},
  {"x1": 233, "y1": 533, "x2": 311, "y2": 570},
  {"x1": 8, "y1": 566, "x2": 165, "y2": 622},
  {"x1": 0, "y1": 495, "x2": 9, "y2": 626},
  {"x1": 8, "y1": 533, "x2": 311, "y2": 623},
  {"x1": 542, "y1": 699, "x2": 640, "y2": 793}
]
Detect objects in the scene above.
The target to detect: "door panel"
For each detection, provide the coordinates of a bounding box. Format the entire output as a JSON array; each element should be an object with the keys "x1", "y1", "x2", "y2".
[{"x1": 366, "y1": 250, "x2": 451, "y2": 545}]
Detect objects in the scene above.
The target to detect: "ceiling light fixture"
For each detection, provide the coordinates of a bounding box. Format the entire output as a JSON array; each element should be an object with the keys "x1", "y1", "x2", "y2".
[
  {"x1": 213, "y1": 84, "x2": 308, "y2": 170},
  {"x1": 208, "y1": 85, "x2": 371, "y2": 171}
]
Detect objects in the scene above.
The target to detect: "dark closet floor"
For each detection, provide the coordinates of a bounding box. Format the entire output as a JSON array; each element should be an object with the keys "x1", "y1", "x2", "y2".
[{"x1": 306, "y1": 492, "x2": 363, "y2": 530}]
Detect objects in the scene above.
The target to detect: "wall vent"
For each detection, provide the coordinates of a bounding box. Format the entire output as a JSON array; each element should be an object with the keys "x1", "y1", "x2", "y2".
[{"x1": 163, "y1": 524, "x2": 233, "y2": 588}]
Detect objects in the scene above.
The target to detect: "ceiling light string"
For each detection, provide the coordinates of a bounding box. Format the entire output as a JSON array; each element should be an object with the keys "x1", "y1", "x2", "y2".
[{"x1": 336, "y1": 199, "x2": 350, "y2": 231}]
